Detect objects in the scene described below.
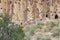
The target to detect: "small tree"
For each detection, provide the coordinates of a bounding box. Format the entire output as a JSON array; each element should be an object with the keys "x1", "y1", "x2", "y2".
[{"x1": 0, "y1": 13, "x2": 25, "y2": 40}]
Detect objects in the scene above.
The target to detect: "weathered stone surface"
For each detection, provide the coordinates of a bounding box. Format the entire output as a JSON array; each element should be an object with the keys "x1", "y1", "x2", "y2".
[{"x1": 0, "y1": 0, "x2": 60, "y2": 25}]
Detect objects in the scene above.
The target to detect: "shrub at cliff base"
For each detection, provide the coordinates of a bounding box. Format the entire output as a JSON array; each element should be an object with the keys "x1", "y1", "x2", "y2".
[
  {"x1": 24, "y1": 20, "x2": 60, "y2": 40},
  {"x1": 0, "y1": 13, "x2": 25, "y2": 40}
]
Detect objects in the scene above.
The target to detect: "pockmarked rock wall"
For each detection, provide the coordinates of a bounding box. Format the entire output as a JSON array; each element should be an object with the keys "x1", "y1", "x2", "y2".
[{"x1": 0, "y1": 0, "x2": 60, "y2": 25}]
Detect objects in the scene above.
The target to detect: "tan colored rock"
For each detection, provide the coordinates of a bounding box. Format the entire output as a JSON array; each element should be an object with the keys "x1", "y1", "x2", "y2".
[{"x1": 0, "y1": 0, "x2": 60, "y2": 25}]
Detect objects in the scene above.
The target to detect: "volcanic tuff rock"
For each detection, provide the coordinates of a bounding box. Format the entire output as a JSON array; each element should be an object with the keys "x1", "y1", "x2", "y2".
[{"x1": 0, "y1": 0, "x2": 60, "y2": 25}]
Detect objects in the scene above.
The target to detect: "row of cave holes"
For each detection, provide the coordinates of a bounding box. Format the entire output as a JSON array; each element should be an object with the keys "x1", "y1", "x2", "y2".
[
  {"x1": 10, "y1": 1, "x2": 20, "y2": 4},
  {"x1": 46, "y1": 14, "x2": 58, "y2": 19},
  {"x1": 20, "y1": 14, "x2": 58, "y2": 25},
  {"x1": 0, "y1": 0, "x2": 21, "y2": 3}
]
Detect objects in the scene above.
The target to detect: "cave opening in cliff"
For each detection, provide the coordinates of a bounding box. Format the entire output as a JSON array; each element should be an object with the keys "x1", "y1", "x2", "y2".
[
  {"x1": 46, "y1": 14, "x2": 48, "y2": 18},
  {"x1": 21, "y1": 22, "x2": 22, "y2": 25},
  {"x1": 55, "y1": 14, "x2": 58, "y2": 19},
  {"x1": 0, "y1": 0, "x2": 1, "y2": 3},
  {"x1": 42, "y1": 0, "x2": 44, "y2": 2},
  {"x1": 10, "y1": 1, "x2": 12, "y2": 4}
]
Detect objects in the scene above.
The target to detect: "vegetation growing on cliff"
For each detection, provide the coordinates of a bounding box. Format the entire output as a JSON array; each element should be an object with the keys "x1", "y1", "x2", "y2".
[
  {"x1": 0, "y1": 13, "x2": 60, "y2": 40},
  {"x1": 0, "y1": 13, "x2": 25, "y2": 40}
]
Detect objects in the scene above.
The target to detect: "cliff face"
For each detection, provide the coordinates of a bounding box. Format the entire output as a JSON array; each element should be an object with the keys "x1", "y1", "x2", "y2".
[{"x1": 0, "y1": 0, "x2": 60, "y2": 25}]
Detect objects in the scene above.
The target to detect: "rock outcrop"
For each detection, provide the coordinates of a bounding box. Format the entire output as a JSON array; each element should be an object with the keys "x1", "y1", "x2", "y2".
[{"x1": 0, "y1": 0, "x2": 60, "y2": 25}]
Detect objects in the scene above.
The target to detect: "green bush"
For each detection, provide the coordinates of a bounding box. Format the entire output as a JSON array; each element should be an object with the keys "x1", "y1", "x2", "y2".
[
  {"x1": 36, "y1": 32, "x2": 52, "y2": 40},
  {"x1": 24, "y1": 19, "x2": 60, "y2": 40},
  {"x1": 0, "y1": 13, "x2": 25, "y2": 40},
  {"x1": 51, "y1": 27, "x2": 60, "y2": 37}
]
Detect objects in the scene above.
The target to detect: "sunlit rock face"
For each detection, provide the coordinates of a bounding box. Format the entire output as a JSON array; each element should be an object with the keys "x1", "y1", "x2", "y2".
[{"x1": 0, "y1": 0, "x2": 60, "y2": 25}]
